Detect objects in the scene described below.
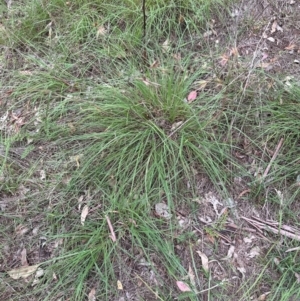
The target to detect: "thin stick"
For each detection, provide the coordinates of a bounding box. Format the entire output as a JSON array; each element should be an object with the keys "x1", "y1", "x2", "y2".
[
  {"x1": 142, "y1": 0, "x2": 146, "y2": 42},
  {"x1": 286, "y1": 246, "x2": 300, "y2": 253},
  {"x1": 196, "y1": 280, "x2": 228, "y2": 294},
  {"x1": 242, "y1": 216, "x2": 300, "y2": 242},
  {"x1": 105, "y1": 215, "x2": 117, "y2": 242},
  {"x1": 237, "y1": 189, "x2": 251, "y2": 199},
  {"x1": 265, "y1": 225, "x2": 300, "y2": 241},
  {"x1": 135, "y1": 274, "x2": 164, "y2": 301},
  {"x1": 263, "y1": 137, "x2": 284, "y2": 178}
]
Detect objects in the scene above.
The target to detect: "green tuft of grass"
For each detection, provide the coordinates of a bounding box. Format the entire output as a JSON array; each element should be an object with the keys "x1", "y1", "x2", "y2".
[{"x1": 58, "y1": 66, "x2": 235, "y2": 200}]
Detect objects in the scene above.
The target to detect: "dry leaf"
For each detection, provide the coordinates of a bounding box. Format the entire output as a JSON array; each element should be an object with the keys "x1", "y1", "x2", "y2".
[
  {"x1": 258, "y1": 292, "x2": 270, "y2": 300},
  {"x1": 40, "y1": 170, "x2": 46, "y2": 180},
  {"x1": 219, "y1": 53, "x2": 230, "y2": 67},
  {"x1": 206, "y1": 233, "x2": 215, "y2": 244},
  {"x1": 294, "y1": 272, "x2": 300, "y2": 284},
  {"x1": 53, "y1": 272, "x2": 58, "y2": 281},
  {"x1": 204, "y1": 192, "x2": 222, "y2": 216},
  {"x1": 248, "y1": 246, "x2": 260, "y2": 258},
  {"x1": 285, "y1": 43, "x2": 297, "y2": 50},
  {"x1": 271, "y1": 20, "x2": 277, "y2": 34},
  {"x1": 128, "y1": 218, "x2": 137, "y2": 227},
  {"x1": 32, "y1": 268, "x2": 44, "y2": 286},
  {"x1": 15, "y1": 225, "x2": 30, "y2": 236},
  {"x1": 88, "y1": 287, "x2": 96, "y2": 301},
  {"x1": 117, "y1": 280, "x2": 123, "y2": 290},
  {"x1": 78, "y1": 195, "x2": 84, "y2": 211},
  {"x1": 229, "y1": 47, "x2": 239, "y2": 57},
  {"x1": 222, "y1": 245, "x2": 235, "y2": 260},
  {"x1": 196, "y1": 251, "x2": 209, "y2": 273},
  {"x1": 178, "y1": 217, "x2": 189, "y2": 229},
  {"x1": 141, "y1": 77, "x2": 160, "y2": 87},
  {"x1": 187, "y1": 90, "x2": 197, "y2": 103},
  {"x1": 261, "y1": 52, "x2": 268, "y2": 61},
  {"x1": 214, "y1": 77, "x2": 225, "y2": 89},
  {"x1": 194, "y1": 80, "x2": 208, "y2": 91},
  {"x1": 68, "y1": 123, "x2": 76, "y2": 134},
  {"x1": 21, "y1": 248, "x2": 28, "y2": 266},
  {"x1": 231, "y1": 9, "x2": 239, "y2": 17},
  {"x1": 171, "y1": 121, "x2": 183, "y2": 131},
  {"x1": 162, "y1": 39, "x2": 170, "y2": 53},
  {"x1": 7, "y1": 264, "x2": 40, "y2": 280},
  {"x1": 257, "y1": 62, "x2": 272, "y2": 70},
  {"x1": 178, "y1": 14, "x2": 185, "y2": 25},
  {"x1": 19, "y1": 70, "x2": 33, "y2": 76},
  {"x1": 70, "y1": 154, "x2": 83, "y2": 168},
  {"x1": 203, "y1": 30, "x2": 213, "y2": 38},
  {"x1": 150, "y1": 60, "x2": 159, "y2": 68},
  {"x1": 243, "y1": 235, "x2": 255, "y2": 244},
  {"x1": 155, "y1": 203, "x2": 172, "y2": 220},
  {"x1": 176, "y1": 281, "x2": 192, "y2": 292},
  {"x1": 32, "y1": 226, "x2": 39, "y2": 236},
  {"x1": 296, "y1": 174, "x2": 300, "y2": 186},
  {"x1": 273, "y1": 257, "x2": 280, "y2": 266},
  {"x1": 96, "y1": 26, "x2": 107, "y2": 38},
  {"x1": 188, "y1": 265, "x2": 196, "y2": 287},
  {"x1": 172, "y1": 53, "x2": 181, "y2": 61},
  {"x1": 237, "y1": 266, "x2": 246, "y2": 277},
  {"x1": 81, "y1": 205, "x2": 89, "y2": 226},
  {"x1": 53, "y1": 238, "x2": 64, "y2": 249}
]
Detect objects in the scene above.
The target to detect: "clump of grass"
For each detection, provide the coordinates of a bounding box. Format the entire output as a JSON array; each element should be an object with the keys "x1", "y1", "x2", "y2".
[
  {"x1": 251, "y1": 244, "x2": 300, "y2": 301},
  {"x1": 26, "y1": 58, "x2": 237, "y2": 300},
  {"x1": 63, "y1": 65, "x2": 234, "y2": 200},
  {"x1": 39, "y1": 199, "x2": 191, "y2": 300},
  {"x1": 2, "y1": 0, "x2": 231, "y2": 54}
]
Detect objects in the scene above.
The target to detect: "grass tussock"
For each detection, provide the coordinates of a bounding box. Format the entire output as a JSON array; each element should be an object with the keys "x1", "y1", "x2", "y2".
[{"x1": 63, "y1": 68, "x2": 234, "y2": 198}]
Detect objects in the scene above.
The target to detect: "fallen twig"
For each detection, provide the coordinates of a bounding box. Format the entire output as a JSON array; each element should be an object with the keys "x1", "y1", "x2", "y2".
[
  {"x1": 240, "y1": 216, "x2": 264, "y2": 234},
  {"x1": 242, "y1": 216, "x2": 300, "y2": 242},
  {"x1": 105, "y1": 215, "x2": 117, "y2": 242},
  {"x1": 263, "y1": 225, "x2": 300, "y2": 241},
  {"x1": 263, "y1": 137, "x2": 284, "y2": 178},
  {"x1": 286, "y1": 246, "x2": 300, "y2": 253},
  {"x1": 226, "y1": 223, "x2": 258, "y2": 234},
  {"x1": 237, "y1": 189, "x2": 251, "y2": 199}
]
